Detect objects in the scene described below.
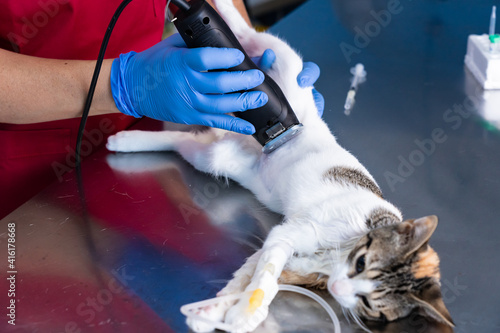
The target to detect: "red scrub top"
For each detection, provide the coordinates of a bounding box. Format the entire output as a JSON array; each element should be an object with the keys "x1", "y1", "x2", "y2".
[{"x1": 0, "y1": 0, "x2": 166, "y2": 219}]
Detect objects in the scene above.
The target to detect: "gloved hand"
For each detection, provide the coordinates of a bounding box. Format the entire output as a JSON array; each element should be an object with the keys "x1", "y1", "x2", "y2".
[
  {"x1": 253, "y1": 50, "x2": 325, "y2": 116},
  {"x1": 111, "y1": 33, "x2": 268, "y2": 135},
  {"x1": 298, "y1": 62, "x2": 325, "y2": 117}
]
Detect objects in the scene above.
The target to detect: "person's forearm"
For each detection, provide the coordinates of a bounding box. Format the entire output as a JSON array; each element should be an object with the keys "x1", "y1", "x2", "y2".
[
  {"x1": 0, "y1": 48, "x2": 119, "y2": 124},
  {"x1": 0, "y1": 0, "x2": 251, "y2": 125}
]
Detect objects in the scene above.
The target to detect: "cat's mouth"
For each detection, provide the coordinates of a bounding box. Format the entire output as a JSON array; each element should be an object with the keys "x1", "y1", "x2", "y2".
[
  {"x1": 328, "y1": 281, "x2": 359, "y2": 308},
  {"x1": 327, "y1": 265, "x2": 377, "y2": 309},
  {"x1": 327, "y1": 265, "x2": 356, "y2": 308}
]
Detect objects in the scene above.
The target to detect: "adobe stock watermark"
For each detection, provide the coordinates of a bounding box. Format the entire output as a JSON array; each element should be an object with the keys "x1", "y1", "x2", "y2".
[
  {"x1": 62, "y1": 267, "x2": 135, "y2": 333},
  {"x1": 384, "y1": 90, "x2": 480, "y2": 192},
  {"x1": 340, "y1": 0, "x2": 413, "y2": 63},
  {"x1": 178, "y1": 156, "x2": 251, "y2": 224},
  {"x1": 402, "y1": 275, "x2": 466, "y2": 332},
  {"x1": 179, "y1": 181, "x2": 222, "y2": 224},
  {"x1": 51, "y1": 117, "x2": 117, "y2": 182},
  {"x1": 7, "y1": 0, "x2": 70, "y2": 51},
  {"x1": 6, "y1": 223, "x2": 17, "y2": 326},
  {"x1": 441, "y1": 276, "x2": 467, "y2": 304},
  {"x1": 132, "y1": 65, "x2": 170, "y2": 104}
]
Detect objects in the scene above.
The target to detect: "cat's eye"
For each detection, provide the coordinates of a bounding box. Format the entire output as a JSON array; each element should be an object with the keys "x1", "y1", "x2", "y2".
[{"x1": 355, "y1": 255, "x2": 366, "y2": 274}]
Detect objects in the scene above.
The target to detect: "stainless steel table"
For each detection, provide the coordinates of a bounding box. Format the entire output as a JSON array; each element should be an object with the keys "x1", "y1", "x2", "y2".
[{"x1": 2, "y1": 0, "x2": 499, "y2": 332}]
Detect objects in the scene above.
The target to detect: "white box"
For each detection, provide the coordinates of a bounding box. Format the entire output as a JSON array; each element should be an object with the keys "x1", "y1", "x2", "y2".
[{"x1": 464, "y1": 34, "x2": 500, "y2": 90}]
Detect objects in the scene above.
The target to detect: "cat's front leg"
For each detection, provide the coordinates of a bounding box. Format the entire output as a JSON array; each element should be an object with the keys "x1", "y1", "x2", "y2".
[
  {"x1": 224, "y1": 242, "x2": 293, "y2": 333},
  {"x1": 187, "y1": 250, "x2": 263, "y2": 332}
]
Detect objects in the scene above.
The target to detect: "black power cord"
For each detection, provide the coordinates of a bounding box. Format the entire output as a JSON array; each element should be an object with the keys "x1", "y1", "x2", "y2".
[
  {"x1": 74, "y1": 0, "x2": 194, "y2": 204},
  {"x1": 75, "y1": 0, "x2": 133, "y2": 168},
  {"x1": 74, "y1": 0, "x2": 134, "y2": 282},
  {"x1": 73, "y1": 0, "x2": 191, "y2": 291}
]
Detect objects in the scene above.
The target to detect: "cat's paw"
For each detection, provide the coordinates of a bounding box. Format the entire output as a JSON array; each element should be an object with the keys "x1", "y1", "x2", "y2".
[
  {"x1": 186, "y1": 301, "x2": 234, "y2": 333},
  {"x1": 225, "y1": 274, "x2": 279, "y2": 333},
  {"x1": 224, "y1": 295, "x2": 269, "y2": 333},
  {"x1": 106, "y1": 130, "x2": 150, "y2": 152}
]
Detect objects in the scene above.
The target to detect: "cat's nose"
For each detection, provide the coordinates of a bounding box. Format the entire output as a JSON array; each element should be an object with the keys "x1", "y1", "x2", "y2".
[{"x1": 330, "y1": 280, "x2": 353, "y2": 296}]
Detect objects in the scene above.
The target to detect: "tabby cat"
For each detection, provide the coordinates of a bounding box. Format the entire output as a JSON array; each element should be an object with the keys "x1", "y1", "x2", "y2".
[{"x1": 106, "y1": 0, "x2": 454, "y2": 331}]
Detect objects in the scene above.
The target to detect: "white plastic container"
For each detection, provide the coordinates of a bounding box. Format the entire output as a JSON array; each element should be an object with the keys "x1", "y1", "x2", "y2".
[{"x1": 464, "y1": 34, "x2": 500, "y2": 89}]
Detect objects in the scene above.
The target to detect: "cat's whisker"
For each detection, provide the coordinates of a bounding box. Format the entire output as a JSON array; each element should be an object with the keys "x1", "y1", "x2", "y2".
[
  {"x1": 341, "y1": 306, "x2": 350, "y2": 324},
  {"x1": 233, "y1": 240, "x2": 262, "y2": 253},
  {"x1": 207, "y1": 279, "x2": 231, "y2": 286},
  {"x1": 222, "y1": 229, "x2": 264, "y2": 250},
  {"x1": 349, "y1": 308, "x2": 371, "y2": 333},
  {"x1": 249, "y1": 233, "x2": 265, "y2": 245}
]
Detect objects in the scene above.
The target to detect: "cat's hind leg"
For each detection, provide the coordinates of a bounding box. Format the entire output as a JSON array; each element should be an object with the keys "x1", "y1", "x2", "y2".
[
  {"x1": 108, "y1": 128, "x2": 262, "y2": 186},
  {"x1": 212, "y1": 0, "x2": 257, "y2": 41},
  {"x1": 106, "y1": 129, "x2": 219, "y2": 153}
]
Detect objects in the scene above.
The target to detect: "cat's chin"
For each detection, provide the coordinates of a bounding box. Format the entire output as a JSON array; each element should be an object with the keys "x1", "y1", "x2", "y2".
[{"x1": 327, "y1": 265, "x2": 355, "y2": 308}]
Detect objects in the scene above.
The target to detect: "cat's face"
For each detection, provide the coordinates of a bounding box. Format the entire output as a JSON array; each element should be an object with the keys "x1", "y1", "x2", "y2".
[{"x1": 328, "y1": 216, "x2": 454, "y2": 326}]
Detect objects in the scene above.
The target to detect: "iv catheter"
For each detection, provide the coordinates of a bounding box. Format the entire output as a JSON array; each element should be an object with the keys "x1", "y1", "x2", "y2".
[{"x1": 344, "y1": 63, "x2": 367, "y2": 116}]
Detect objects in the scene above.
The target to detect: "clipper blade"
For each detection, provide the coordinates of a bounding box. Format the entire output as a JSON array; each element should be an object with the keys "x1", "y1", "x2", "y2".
[{"x1": 262, "y1": 124, "x2": 303, "y2": 154}]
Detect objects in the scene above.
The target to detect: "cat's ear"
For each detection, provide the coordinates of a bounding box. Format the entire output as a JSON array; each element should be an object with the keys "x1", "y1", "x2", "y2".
[
  {"x1": 396, "y1": 215, "x2": 438, "y2": 256},
  {"x1": 411, "y1": 282, "x2": 455, "y2": 327}
]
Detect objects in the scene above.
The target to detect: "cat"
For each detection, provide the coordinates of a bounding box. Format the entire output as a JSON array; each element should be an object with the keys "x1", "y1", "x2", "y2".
[{"x1": 106, "y1": 0, "x2": 454, "y2": 331}]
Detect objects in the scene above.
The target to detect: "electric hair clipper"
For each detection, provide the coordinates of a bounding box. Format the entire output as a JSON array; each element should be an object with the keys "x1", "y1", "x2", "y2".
[{"x1": 169, "y1": 0, "x2": 303, "y2": 153}]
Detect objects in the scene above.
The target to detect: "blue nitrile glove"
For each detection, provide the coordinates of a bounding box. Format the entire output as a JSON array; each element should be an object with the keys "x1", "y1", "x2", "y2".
[
  {"x1": 111, "y1": 33, "x2": 269, "y2": 135},
  {"x1": 298, "y1": 62, "x2": 324, "y2": 117},
  {"x1": 252, "y1": 50, "x2": 324, "y2": 117},
  {"x1": 251, "y1": 49, "x2": 276, "y2": 72}
]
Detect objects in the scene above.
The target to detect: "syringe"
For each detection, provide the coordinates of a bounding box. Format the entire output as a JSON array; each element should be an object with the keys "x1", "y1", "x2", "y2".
[
  {"x1": 344, "y1": 63, "x2": 367, "y2": 115},
  {"x1": 490, "y1": 6, "x2": 496, "y2": 36},
  {"x1": 489, "y1": 6, "x2": 498, "y2": 52}
]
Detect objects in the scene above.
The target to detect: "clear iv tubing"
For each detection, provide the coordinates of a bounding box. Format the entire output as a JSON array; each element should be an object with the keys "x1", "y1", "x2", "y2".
[
  {"x1": 180, "y1": 284, "x2": 341, "y2": 332},
  {"x1": 278, "y1": 284, "x2": 341, "y2": 332}
]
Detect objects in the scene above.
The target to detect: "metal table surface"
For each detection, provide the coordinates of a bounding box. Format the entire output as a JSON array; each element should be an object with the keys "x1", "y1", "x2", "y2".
[{"x1": 2, "y1": 0, "x2": 500, "y2": 332}]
